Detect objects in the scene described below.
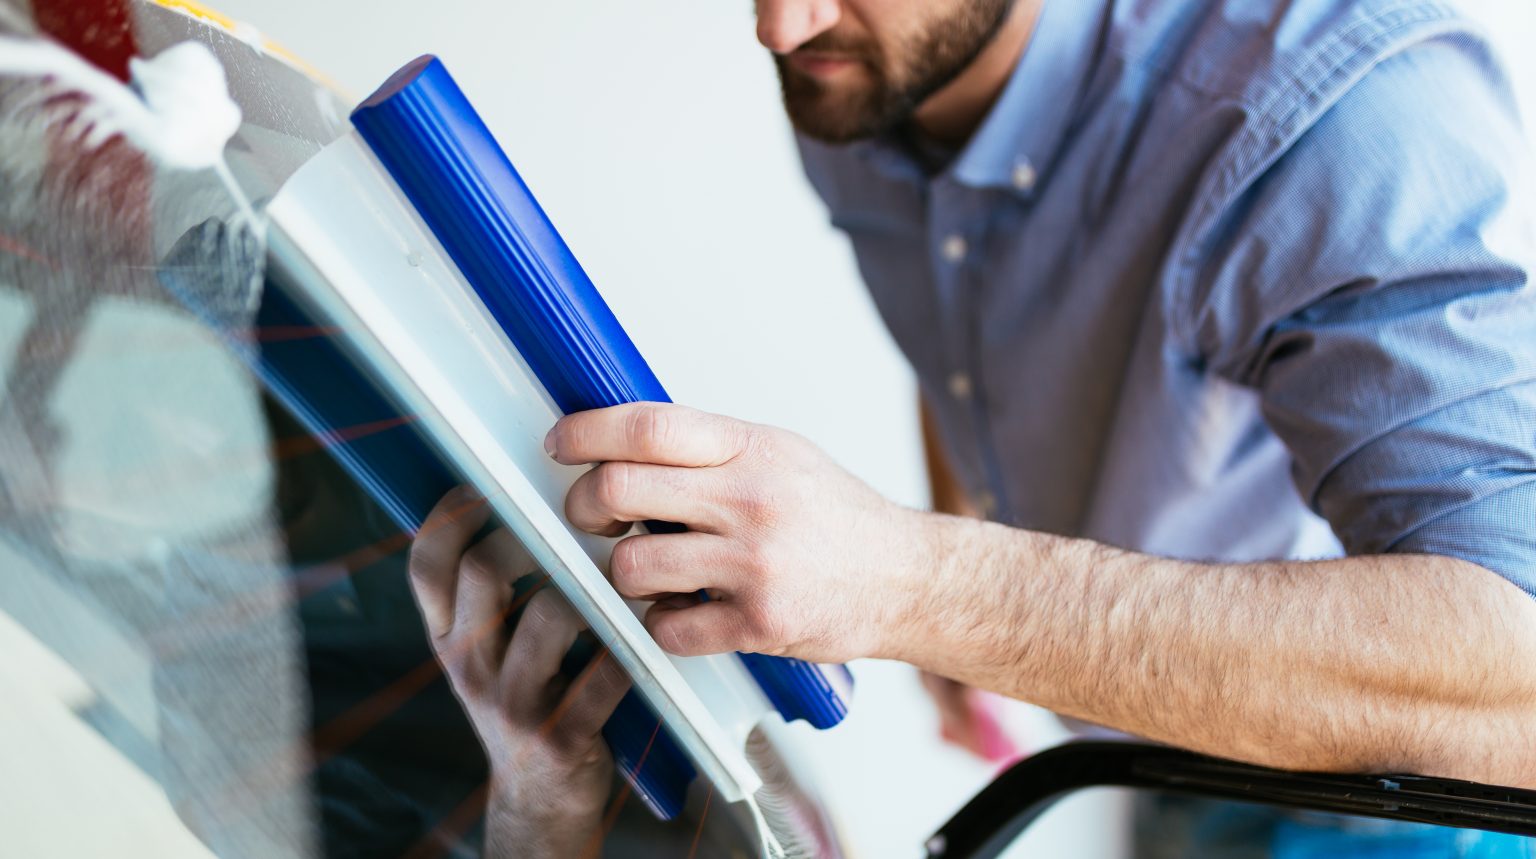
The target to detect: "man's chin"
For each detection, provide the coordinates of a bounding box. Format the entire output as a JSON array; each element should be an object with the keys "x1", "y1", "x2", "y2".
[
  {"x1": 783, "y1": 96, "x2": 889, "y2": 144},
  {"x1": 776, "y1": 66, "x2": 894, "y2": 144}
]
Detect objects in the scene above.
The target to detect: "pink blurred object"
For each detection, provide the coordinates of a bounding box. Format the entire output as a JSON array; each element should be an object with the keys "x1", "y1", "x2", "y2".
[
  {"x1": 936, "y1": 684, "x2": 1025, "y2": 765},
  {"x1": 969, "y1": 689, "x2": 1025, "y2": 765}
]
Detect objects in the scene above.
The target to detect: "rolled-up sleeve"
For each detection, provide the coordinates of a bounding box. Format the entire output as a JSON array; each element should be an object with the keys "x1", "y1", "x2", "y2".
[{"x1": 1183, "y1": 32, "x2": 1536, "y2": 593}]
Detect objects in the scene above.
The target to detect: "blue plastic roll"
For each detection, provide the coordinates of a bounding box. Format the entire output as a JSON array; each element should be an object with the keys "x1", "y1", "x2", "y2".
[{"x1": 351, "y1": 56, "x2": 854, "y2": 742}]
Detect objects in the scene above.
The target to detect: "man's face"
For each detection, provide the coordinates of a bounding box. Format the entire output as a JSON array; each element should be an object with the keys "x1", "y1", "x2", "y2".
[{"x1": 759, "y1": 0, "x2": 1014, "y2": 143}]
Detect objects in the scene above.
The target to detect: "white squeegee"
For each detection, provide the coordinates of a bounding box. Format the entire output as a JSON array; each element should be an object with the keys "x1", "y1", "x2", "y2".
[{"x1": 260, "y1": 54, "x2": 854, "y2": 846}]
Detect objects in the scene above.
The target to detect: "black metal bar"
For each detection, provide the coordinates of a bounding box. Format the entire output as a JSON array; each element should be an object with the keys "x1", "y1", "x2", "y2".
[{"x1": 926, "y1": 740, "x2": 1536, "y2": 859}]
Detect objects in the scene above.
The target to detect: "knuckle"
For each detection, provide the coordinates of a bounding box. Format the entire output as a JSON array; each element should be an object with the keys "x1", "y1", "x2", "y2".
[
  {"x1": 458, "y1": 547, "x2": 498, "y2": 589},
  {"x1": 593, "y1": 461, "x2": 634, "y2": 513},
  {"x1": 738, "y1": 483, "x2": 784, "y2": 527},
  {"x1": 561, "y1": 414, "x2": 596, "y2": 455},
  {"x1": 610, "y1": 537, "x2": 647, "y2": 587},
  {"x1": 406, "y1": 539, "x2": 442, "y2": 580},
  {"x1": 521, "y1": 588, "x2": 565, "y2": 631},
  {"x1": 629, "y1": 404, "x2": 677, "y2": 459},
  {"x1": 739, "y1": 424, "x2": 780, "y2": 464},
  {"x1": 581, "y1": 657, "x2": 628, "y2": 703},
  {"x1": 741, "y1": 539, "x2": 779, "y2": 579},
  {"x1": 740, "y1": 598, "x2": 789, "y2": 652},
  {"x1": 652, "y1": 616, "x2": 695, "y2": 655},
  {"x1": 595, "y1": 657, "x2": 629, "y2": 694}
]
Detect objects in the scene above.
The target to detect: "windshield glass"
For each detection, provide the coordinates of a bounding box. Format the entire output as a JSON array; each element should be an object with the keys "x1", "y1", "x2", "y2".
[{"x1": 0, "y1": 5, "x2": 817, "y2": 856}]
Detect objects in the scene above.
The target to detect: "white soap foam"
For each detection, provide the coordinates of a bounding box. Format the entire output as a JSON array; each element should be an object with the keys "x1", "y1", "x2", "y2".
[
  {"x1": 0, "y1": 37, "x2": 240, "y2": 171},
  {"x1": 0, "y1": 36, "x2": 259, "y2": 233},
  {"x1": 230, "y1": 21, "x2": 266, "y2": 54},
  {"x1": 128, "y1": 42, "x2": 243, "y2": 171}
]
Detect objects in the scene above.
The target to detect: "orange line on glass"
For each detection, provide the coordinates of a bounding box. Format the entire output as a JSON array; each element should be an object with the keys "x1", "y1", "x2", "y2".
[
  {"x1": 686, "y1": 783, "x2": 714, "y2": 859},
  {"x1": 310, "y1": 578, "x2": 551, "y2": 765},
  {"x1": 145, "y1": 487, "x2": 469, "y2": 661},
  {"x1": 400, "y1": 780, "x2": 491, "y2": 859},
  {"x1": 0, "y1": 231, "x2": 59, "y2": 270},
  {"x1": 192, "y1": 569, "x2": 551, "y2": 834},
  {"x1": 582, "y1": 711, "x2": 666, "y2": 859},
  {"x1": 403, "y1": 645, "x2": 624, "y2": 858}
]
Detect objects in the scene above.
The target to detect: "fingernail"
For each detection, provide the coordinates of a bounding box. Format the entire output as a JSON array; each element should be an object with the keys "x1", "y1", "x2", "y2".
[{"x1": 543, "y1": 426, "x2": 558, "y2": 459}]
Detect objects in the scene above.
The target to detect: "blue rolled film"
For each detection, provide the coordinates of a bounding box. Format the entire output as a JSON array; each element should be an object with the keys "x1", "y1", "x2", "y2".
[{"x1": 351, "y1": 56, "x2": 854, "y2": 743}]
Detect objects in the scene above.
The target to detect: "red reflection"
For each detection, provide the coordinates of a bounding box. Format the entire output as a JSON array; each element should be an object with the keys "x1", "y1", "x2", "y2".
[
  {"x1": 0, "y1": 232, "x2": 59, "y2": 270},
  {"x1": 33, "y1": 0, "x2": 138, "y2": 82}
]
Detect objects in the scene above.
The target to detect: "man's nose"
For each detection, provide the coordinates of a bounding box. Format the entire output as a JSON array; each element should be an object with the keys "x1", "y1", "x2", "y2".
[{"x1": 756, "y1": 0, "x2": 842, "y2": 54}]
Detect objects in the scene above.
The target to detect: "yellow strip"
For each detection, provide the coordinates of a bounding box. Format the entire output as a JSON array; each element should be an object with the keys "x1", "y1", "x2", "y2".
[
  {"x1": 150, "y1": 0, "x2": 241, "y2": 34},
  {"x1": 147, "y1": 0, "x2": 352, "y2": 97}
]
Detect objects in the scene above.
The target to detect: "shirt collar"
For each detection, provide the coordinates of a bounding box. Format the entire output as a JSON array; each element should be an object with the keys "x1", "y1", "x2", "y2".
[
  {"x1": 952, "y1": 0, "x2": 1109, "y2": 192},
  {"x1": 849, "y1": 0, "x2": 1109, "y2": 194}
]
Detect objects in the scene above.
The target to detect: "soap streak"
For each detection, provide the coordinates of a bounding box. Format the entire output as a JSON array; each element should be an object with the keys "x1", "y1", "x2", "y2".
[{"x1": 0, "y1": 35, "x2": 261, "y2": 234}]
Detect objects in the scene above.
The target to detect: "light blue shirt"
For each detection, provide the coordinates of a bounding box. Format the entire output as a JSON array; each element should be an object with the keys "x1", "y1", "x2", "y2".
[{"x1": 798, "y1": 0, "x2": 1536, "y2": 593}]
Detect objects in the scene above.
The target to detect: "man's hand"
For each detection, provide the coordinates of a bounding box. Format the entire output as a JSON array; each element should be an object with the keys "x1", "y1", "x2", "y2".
[
  {"x1": 545, "y1": 402, "x2": 928, "y2": 664},
  {"x1": 547, "y1": 404, "x2": 1536, "y2": 787},
  {"x1": 409, "y1": 487, "x2": 631, "y2": 859}
]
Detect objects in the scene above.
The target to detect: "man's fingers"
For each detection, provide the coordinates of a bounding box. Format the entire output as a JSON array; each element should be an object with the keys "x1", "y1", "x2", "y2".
[
  {"x1": 502, "y1": 588, "x2": 583, "y2": 721},
  {"x1": 546, "y1": 402, "x2": 752, "y2": 469},
  {"x1": 565, "y1": 461, "x2": 727, "y2": 537},
  {"x1": 408, "y1": 485, "x2": 493, "y2": 641},
  {"x1": 549, "y1": 650, "x2": 631, "y2": 752},
  {"x1": 643, "y1": 600, "x2": 747, "y2": 657},
  {"x1": 452, "y1": 528, "x2": 529, "y2": 659},
  {"x1": 609, "y1": 532, "x2": 737, "y2": 600}
]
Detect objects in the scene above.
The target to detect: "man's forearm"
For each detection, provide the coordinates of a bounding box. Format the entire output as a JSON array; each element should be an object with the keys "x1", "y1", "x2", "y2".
[
  {"x1": 890, "y1": 514, "x2": 1536, "y2": 786},
  {"x1": 543, "y1": 402, "x2": 1536, "y2": 787}
]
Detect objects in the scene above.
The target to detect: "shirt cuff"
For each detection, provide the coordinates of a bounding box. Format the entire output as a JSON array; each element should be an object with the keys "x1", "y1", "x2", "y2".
[{"x1": 1388, "y1": 478, "x2": 1536, "y2": 598}]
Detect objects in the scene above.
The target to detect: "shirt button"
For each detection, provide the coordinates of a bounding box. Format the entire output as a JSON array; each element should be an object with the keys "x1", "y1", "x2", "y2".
[
  {"x1": 976, "y1": 491, "x2": 998, "y2": 518},
  {"x1": 947, "y1": 371, "x2": 973, "y2": 401},
  {"x1": 1011, "y1": 158, "x2": 1038, "y2": 193},
  {"x1": 941, "y1": 233, "x2": 968, "y2": 264}
]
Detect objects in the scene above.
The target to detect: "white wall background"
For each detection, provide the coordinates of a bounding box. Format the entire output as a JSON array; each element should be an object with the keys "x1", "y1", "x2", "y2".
[
  {"x1": 198, "y1": 1, "x2": 1536, "y2": 857},
  {"x1": 214, "y1": 2, "x2": 1011, "y2": 857}
]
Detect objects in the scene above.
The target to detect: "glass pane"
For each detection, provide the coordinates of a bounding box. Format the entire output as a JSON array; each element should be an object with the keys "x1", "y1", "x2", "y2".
[
  {"x1": 997, "y1": 787, "x2": 1130, "y2": 858},
  {"x1": 1132, "y1": 790, "x2": 1536, "y2": 859},
  {"x1": 1002, "y1": 787, "x2": 1536, "y2": 858},
  {"x1": 0, "y1": 6, "x2": 829, "y2": 857}
]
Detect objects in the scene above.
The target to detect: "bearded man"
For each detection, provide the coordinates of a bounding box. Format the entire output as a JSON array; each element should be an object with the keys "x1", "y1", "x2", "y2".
[{"x1": 414, "y1": 0, "x2": 1536, "y2": 855}]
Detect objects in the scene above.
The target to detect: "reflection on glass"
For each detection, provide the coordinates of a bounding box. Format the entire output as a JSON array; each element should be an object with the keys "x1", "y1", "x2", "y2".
[
  {"x1": 0, "y1": 10, "x2": 313, "y2": 855},
  {"x1": 1133, "y1": 791, "x2": 1536, "y2": 859},
  {"x1": 997, "y1": 786, "x2": 1536, "y2": 859},
  {"x1": 0, "y1": 4, "x2": 798, "y2": 857}
]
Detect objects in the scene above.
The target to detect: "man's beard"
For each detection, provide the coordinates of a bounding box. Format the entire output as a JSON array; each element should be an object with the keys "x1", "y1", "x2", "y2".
[{"x1": 774, "y1": 0, "x2": 1015, "y2": 144}]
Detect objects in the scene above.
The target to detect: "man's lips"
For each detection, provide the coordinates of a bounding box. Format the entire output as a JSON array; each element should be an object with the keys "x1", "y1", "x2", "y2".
[{"x1": 786, "y1": 50, "x2": 863, "y2": 77}]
